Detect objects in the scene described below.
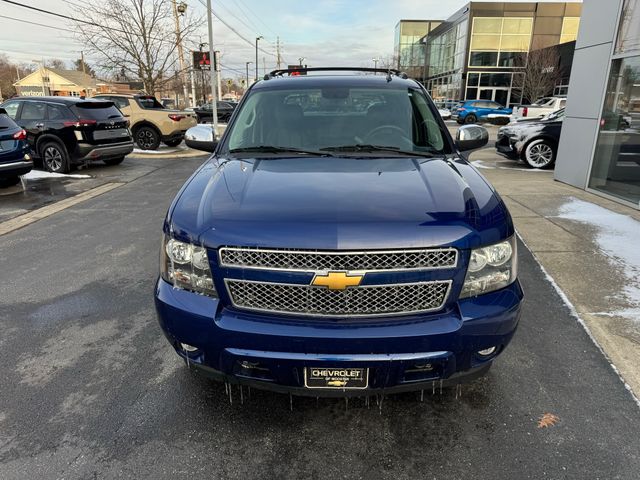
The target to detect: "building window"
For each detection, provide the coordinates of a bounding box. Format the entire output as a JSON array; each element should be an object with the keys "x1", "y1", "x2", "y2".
[
  {"x1": 616, "y1": 0, "x2": 640, "y2": 54},
  {"x1": 588, "y1": 56, "x2": 640, "y2": 205},
  {"x1": 469, "y1": 52, "x2": 499, "y2": 66},
  {"x1": 468, "y1": 17, "x2": 533, "y2": 68},
  {"x1": 70, "y1": 91, "x2": 81, "y2": 97},
  {"x1": 560, "y1": 17, "x2": 580, "y2": 44}
]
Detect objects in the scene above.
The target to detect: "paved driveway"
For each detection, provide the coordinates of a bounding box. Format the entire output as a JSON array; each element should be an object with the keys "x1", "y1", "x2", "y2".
[{"x1": 0, "y1": 156, "x2": 638, "y2": 479}]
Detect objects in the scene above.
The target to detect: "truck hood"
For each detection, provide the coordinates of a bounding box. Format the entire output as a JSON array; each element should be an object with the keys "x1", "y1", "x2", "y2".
[{"x1": 168, "y1": 156, "x2": 513, "y2": 250}]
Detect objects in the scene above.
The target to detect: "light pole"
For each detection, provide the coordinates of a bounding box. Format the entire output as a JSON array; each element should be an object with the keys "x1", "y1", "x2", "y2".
[
  {"x1": 32, "y1": 60, "x2": 46, "y2": 95},
  {"x1": 373, "y1": 58, "x2": 379, "y2": 70},
  {"x1": 206, "y1": 0, "x2": 218, "y2": 134},
  {"x1": 298, "y1": 57, "x2": 305, "y2": 67},
  {"x1": 245, "y1": 61, "x2": 252, "y2": 90},
  {"x1": 255, "y1": 36, "x2": 263, "y2": 81}
]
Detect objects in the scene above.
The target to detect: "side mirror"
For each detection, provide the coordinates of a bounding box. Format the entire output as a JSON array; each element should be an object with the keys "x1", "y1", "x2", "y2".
[
  {"x1": 184, "y1": 125, "x2": 218, "y2": 153},
  {"x1": 456, "y1": 125, "x2": 489, "y2": 152}
]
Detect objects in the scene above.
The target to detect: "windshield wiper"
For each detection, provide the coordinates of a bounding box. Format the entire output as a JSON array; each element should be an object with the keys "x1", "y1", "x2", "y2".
[
  {"x1": 228, "y1": 146, "x2": 331, "y2": 156},
  {"x1": 320, "y1": 144, "x2": 434, "y2": 157}
]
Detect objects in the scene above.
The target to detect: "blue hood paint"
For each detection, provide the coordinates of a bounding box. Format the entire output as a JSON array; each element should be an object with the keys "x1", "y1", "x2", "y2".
[{"x1": 167, "y1": 155, "x2": 513, "y2": 250}]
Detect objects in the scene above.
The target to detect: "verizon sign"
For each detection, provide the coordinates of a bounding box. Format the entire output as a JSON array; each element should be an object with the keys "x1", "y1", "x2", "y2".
[{"x1": 19, "y1": 88, "x2": 46, "y2": 96}]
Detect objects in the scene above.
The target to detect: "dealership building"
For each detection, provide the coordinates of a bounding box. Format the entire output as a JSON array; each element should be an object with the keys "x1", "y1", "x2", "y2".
[
  {"x1": 395, "y1": 2, "x2": 582, "y2": 107},
  {"x1": 423, "y1": 1, "x2": 581, "y2": 107},
  {"x1": 555, "y1": 0, "x2": 640, "y2": 209}
]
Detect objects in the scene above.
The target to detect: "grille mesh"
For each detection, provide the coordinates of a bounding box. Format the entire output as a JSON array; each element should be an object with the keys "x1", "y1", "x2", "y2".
[
  {"x1": 226, "y1": 280, "x2": 451, "y2": 317},
  {"x1": 219, "y1": 247, "x2": 457, "y2": 271}
]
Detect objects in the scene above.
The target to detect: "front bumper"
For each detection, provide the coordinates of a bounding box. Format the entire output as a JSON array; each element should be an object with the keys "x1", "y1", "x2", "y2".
[
  {"x1": 155, "y1": 278, "x2": 524, "y2": 396},
  {"x1": 76, "y1": 141, "x2": 134, "y2": 162},
  {"x1": 495, "y1": 135, "x2": 521, "y2": 159}
]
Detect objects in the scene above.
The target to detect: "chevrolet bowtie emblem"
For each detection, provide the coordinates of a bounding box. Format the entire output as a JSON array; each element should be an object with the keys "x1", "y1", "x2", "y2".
[{"x1": 312, "y1": 271, "x2": 363, "y2": 290}]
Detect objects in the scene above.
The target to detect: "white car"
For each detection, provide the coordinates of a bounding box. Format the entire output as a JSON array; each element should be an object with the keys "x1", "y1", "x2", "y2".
[{"x1": 438, "y1": 108, "x2": 452, "y2": 120}]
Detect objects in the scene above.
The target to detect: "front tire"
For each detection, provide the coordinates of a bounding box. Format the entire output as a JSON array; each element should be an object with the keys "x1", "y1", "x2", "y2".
[
  {"x1": 464, "y1": 114, "x2": 477, "y2": 124},
  {"x1": 40, "y1": 141, "x2": 71, "y2": 174},
  {"x1": 523, "y1": 139, "x2": 556, "y2": 169},
  {"x1": 103, "y1": 156, "x2": 125, "y2": 166},
  {"x1": 134, "y1": 126, "x2": 161, "y2": 150}
]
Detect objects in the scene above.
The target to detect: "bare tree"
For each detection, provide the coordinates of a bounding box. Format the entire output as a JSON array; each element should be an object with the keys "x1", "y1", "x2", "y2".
[
  {"x1": 512, "y1": 45, "x2": 562, "y2": 104},
  {"x1": 48, "y1": 58, "x2": 68, "y2": 70},
  {"x1": 72, "y1": 0, "x2": 203, "y2": 95},
  {"x1": 0, "y1": 55, "x2": 34, "y2": 99}
]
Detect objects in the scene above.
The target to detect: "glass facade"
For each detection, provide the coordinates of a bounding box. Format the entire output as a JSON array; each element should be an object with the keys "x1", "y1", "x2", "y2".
[
  {"x1": 469, "y1": 17, "x2": 533, "y2": 67},
  {"x1": 394, "y1": 20, "x2": 441, "y2": 81},
  {"x1": 588, "y1": 1, "x2": 640, "y2": 207},
  {"x1": 423, "y1": 3, "x2": 581, "y2": 107}
]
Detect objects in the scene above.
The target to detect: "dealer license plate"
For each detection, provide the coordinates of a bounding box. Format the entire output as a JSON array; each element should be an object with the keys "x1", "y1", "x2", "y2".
[{"x1": 304, "y1": 367, "x2": 368, "y2": 389}]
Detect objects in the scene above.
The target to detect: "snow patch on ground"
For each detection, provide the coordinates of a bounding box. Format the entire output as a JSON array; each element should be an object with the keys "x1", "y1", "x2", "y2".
[
  {"x1": 471, "y1": 159, "x2": 548, "y2": 172},
  {"x1": 22, "y1": 171, "x2": 91, "y2": 180},
  {"x1": 517, "y1": 232, "x2": 640, "y2": 409},
  {"x1": 553, "y1": 197, "x2": 640, "y2": 321},
  {"x1": 132, "y1": 144, "x2": 188, "y2": 155}
]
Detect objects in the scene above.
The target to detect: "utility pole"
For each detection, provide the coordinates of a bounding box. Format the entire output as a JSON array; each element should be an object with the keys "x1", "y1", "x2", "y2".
[
  {"x1": 206, "y1": 0, "x2": 218, "y2": 134},
  {"x1": 245, "y1": 61, "x2": 252, "y2": 90},
  {"x1": 276, "y1": 36, "x2": 282, "y2": 69},
  {"x1": 190, "y1": 68, "x2": 196, "y2": 108},
  {"x1": 255, "y1": 36, "x2": 263, "y2": 81},
  {"x1": 263, "y1": 56, "x2": 266, "y2": 77},
  {"x1": 171, "y1": 0, "x2": 189, "y2": 108},
  {"x1": 214, "y1": 50, "x2": 222, "y2": 100},
  {"x1": 80, "y1": 51, "x2": 87, "y2": 74}
]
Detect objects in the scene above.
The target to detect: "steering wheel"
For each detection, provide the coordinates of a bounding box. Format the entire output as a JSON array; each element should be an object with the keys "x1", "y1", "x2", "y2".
[{"x1": 363, "y1": 125, "x2": 412, "y2": 148}]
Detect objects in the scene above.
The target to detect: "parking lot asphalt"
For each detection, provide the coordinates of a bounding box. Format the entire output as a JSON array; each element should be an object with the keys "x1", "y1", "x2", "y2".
[{"x1": 1, "y1": 156, "x2": 639, "y2": 480}]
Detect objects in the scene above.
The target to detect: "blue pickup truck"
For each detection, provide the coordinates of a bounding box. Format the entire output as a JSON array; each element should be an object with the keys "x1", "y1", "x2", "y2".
[{"x1": 155, "y1": 68, "x2": 523, "y2": 396}]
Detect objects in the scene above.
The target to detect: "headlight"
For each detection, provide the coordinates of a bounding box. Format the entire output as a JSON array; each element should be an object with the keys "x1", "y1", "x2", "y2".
[
  {"x1": 160, "y1": 235, "x2": 217, "y2": 297},
  {"x1": 460, "y1": 236, "x2": 517, "y2": 298}
]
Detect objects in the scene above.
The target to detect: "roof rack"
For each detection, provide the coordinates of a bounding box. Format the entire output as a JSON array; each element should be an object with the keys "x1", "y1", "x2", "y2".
[{"x1": 264, "y1": 67, "x2": 409, "y2": 81}]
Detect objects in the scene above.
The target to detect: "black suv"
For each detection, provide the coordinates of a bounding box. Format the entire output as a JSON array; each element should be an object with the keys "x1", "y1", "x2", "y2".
[
  {"x1": 194, "y1": 101, "x2": 236, "y2": 123},
  {"x1": 0, "y1": 97, "x2": 134, "y2": 173}
]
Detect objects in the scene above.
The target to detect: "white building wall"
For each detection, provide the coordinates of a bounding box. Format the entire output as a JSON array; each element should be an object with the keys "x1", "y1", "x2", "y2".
[{"x1": 554, "y1": 0, "x2": 624, "y2": 188}]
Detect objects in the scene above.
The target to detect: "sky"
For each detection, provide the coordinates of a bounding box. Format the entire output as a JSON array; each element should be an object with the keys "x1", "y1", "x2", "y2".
[{"x1": 0, "y1": 0, "x2": 581, "y2": 79}]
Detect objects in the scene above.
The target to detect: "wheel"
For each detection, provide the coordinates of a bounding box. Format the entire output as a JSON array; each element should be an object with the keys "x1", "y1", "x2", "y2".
[
  {"x1": 103, "y1": 156, "x2": 125, "y2": 166},
  {"x1": 40, "y1": 141, "x2": 71, "y2": 173},
  {"x1": 464, "y1": 114, "x2": 477, "y2": 124},
  {"x1": 134, "y1": 126, "x2": 161, "y2": 150},
  {"x1": 523, "y1": 139, "x2": 556, "y2": 169},
  {"x1": 163, "y1": 139, "x2": 182, "y2": 147}
]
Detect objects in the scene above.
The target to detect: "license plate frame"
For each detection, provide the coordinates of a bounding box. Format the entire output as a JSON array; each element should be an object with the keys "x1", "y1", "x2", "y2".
[{"x1": 304, "y1": 367, "x2": 369, "y2": 390}]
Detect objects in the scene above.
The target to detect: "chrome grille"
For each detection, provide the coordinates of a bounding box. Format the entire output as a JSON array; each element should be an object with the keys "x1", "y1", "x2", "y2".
[
  {"x1": 219, "y1": 247, "x2": 457, "y2": 272},
  {"x1": 226, "y1": 280, "x2": 451, "y2": 317}
]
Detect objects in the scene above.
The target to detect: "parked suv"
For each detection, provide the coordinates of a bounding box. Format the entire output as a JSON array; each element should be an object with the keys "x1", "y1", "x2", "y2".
[
  {"x1": 155, "y1": 68, "x2": 523, "y2": 396},
  {"x1": 0, "y1": 107, "x2": 31, "y2": 186},
  {"x1": 496, "y1": 108, "x2": 564, "y2": 169},
  {"x1": 194, "y1": 101, "x2": 237, "y2": 123},
  {"x1": 0, "y1": 97, "x2": 133, "y2": 173},
  {"x1": 94, "y1": 94, "x2": 196, "y2": 150},
  {"x1": 456, "y1": 100, "x2": 512, "y2": 124}
]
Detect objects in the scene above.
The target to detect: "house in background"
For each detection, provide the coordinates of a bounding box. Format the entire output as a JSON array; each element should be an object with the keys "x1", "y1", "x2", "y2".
[{"x1": 14, "y1": 68, "x2": 97, "y2": 97}]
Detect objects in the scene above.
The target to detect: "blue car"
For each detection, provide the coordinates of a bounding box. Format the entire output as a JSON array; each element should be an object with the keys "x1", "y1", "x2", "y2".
[
  {"x1": 155, "y1": 68, "x2": 524, "y2": 396},
  {"x1": 0, "y1": 107, "x2": 31, "y2": 186},
  {"x1": 456, "y1": 100, "x2": 512, "y2": 124}
]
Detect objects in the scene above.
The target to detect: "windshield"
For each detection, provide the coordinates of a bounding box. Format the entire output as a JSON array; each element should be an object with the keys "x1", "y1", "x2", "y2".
[
  {"x1": 71, "y1": 102, "x2": 123, "y2": 119},
  {"x1": 136, "y1": 96, "x2": 165, "y2": 109},
  {"x1": 221, "y1": 85, "x2": 449, "y2": 156},
  {"x1": 533, "y1": 97, "x2": 556, "y2": 107}
]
